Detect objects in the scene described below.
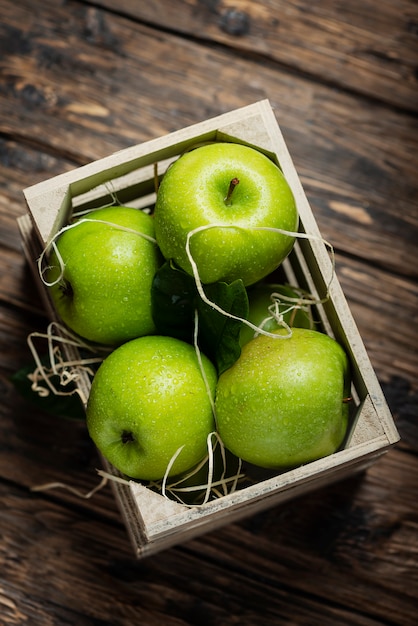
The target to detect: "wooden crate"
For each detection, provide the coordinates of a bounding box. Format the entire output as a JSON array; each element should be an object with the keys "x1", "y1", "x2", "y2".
[{"x1": 18, "y1": 100, "x2": 399, "y2": 558}]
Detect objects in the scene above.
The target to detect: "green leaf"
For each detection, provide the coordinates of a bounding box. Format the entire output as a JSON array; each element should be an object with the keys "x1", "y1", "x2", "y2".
[
  {"x1": 11, "y1": 359, "x2": 86, "y2": 421},
  {"x1": 151, "y1": 261, "x2": 197, "y2": 344},
  {"x1": 199, "y1": 280, "x2": 248, "y2": 374},
  {"x1": 151, "y1": 262, "x2": 248, "y2": 374}
]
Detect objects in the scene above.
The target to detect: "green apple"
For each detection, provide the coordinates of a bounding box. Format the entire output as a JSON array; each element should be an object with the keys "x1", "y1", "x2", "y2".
[
  {"x1": 86, "y1": 335, "x2": 217, "y2": 481},
  {"x1": 240, "y1": 283, "x2": 313, "y2": 346},
  {"x1": 46, "y1": 206, "x2": 162, "y2": 345},
  {"x1": 215, "y1": 327, "x2": 350, "y2": 469},
  {"x1": 154, "y1": 142, "x2": 298, "y2": 286}
]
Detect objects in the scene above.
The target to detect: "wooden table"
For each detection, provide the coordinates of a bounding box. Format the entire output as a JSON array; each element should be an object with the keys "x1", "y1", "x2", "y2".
[{"x1": 1, "y1": 1, "x2": 417, "y2": 624}]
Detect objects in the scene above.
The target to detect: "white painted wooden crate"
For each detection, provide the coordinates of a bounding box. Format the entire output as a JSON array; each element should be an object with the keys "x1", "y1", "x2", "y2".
[{"x1": 18, "y1": 100, "x2": 399, "y2": 557}]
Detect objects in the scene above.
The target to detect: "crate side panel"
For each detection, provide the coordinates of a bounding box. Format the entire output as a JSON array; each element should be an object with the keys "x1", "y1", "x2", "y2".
[
  {"x1": 132, "y1": 433, "x2": 392, "y2": 544},
  {"x1": 130, "y1": 442, "x2": 390, "y2": 556}
]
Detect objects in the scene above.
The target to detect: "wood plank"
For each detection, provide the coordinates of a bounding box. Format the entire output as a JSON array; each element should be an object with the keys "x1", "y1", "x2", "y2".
[
  {"x1": 0, "y1": 1, "x2": 417, "y2": 278},
  {"x1": 0, "y1": 459, "x2": 416, "y2": 626},
  {"x1": 0, "y1": 0, "x2": 417, "y2": 622},
  {"x1": 0, "y1": 379, "x2": 123, "y2": 523},
  {"x1": 92, "y1": 0, "x2": 418, "y2": 113},
  {"x1": 336, "y1": 256, "x2": 418, "y2": 392},
  {"x1": 195, "y1": 449, "x2": 418, "y2": 626}
]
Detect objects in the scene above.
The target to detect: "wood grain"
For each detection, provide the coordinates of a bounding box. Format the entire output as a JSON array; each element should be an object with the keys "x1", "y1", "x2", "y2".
[
  {"x1": 0, "y1": 451, "x2": 416, "y2": 625},
  {"x1": 92, "y1": 0, "x2": 418, "y2": 113},
  {"x1": 1, "y1": 2, "x2": 417, "y2": 280},
  {"x1": 0, "y1": 0, "x2": 417, "y2": 624}
]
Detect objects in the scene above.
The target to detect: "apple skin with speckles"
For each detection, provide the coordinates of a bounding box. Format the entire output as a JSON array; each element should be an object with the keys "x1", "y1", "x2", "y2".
[
  {"x1": 86, "y1": 335, "x2": 217, "y2": 481},
  {"x1": 154, "y1": 142, "x2": 298, "y2": 286},
  {"x1": 47, "y1": 206, "x2": 161, "y2": 346},
  {"x1": 215, "y1": 328, "x2": 350, "y2": 469}
]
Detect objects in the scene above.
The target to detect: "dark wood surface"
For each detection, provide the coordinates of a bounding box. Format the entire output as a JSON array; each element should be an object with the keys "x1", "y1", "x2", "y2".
[{"x1": 1, "y1": 1, "x2": 417, "y2": 624}]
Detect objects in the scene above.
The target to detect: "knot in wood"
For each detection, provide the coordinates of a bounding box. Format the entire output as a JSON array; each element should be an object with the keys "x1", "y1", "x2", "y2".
[{"x1": 219, "y1": 9, "x2": 250, "y2": 37}]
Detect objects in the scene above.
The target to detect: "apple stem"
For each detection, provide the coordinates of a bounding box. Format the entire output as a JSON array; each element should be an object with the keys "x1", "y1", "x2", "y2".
[{"x1": 224, "y1": 177, "x2": 240, "y2": 205}]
